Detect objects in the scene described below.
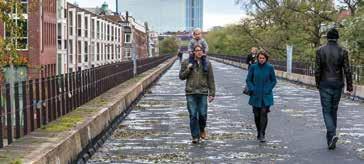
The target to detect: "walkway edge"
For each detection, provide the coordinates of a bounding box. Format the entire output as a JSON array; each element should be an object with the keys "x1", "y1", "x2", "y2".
[
  {"x1": 0, "y1": 57, "x2": 176, "y2": 164},
  {"x1": 210, "y1": 56, "x2": 364, "y2": 99}
]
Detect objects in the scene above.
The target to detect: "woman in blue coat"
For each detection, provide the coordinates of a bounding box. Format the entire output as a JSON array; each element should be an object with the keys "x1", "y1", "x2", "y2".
[{"x1": 246, "y1": 51, "x2": 277, "y2": 142}]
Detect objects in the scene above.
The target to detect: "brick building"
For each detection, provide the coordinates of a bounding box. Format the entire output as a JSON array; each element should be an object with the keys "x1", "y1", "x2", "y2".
[
  {"x1": 0, "y1": 0, "x2": 57, "y2": 79},
  {"x1": 1, "y1": 1, "x2": 153, "y2": 77}
]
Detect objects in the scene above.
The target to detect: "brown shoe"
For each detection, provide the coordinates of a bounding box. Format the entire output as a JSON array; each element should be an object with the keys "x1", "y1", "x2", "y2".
[
  {"x1": 192, "y1": 138, "x2": 199, "y2": 144},
  {"x1": 200, "y1": 129, "x2": 208, "y2": 140}
]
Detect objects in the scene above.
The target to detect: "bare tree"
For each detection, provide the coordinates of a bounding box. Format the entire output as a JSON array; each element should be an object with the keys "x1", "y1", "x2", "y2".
[{"x1": 339, "y1": 0, "x2": 361, "y2": 16}]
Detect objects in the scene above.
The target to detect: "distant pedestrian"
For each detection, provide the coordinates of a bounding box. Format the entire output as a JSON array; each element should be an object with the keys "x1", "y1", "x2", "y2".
[
  {"x1": 246, "y1": 47, "x2": 258, "y2": 69},
  {"x1": 315, "y1": 28, "x2": 353, "y2": 150},
  {"x1": 246, "y1": 51, "x2": 277, "y2": 142},
  {"x1": 177, "y1": 50, "x2": 183, "y2": 62},
  {"x1": 179, "y1": 44, "x2": 216, "y2": 144}
]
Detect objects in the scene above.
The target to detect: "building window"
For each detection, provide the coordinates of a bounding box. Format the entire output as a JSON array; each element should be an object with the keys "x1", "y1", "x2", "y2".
[
  {"x1": 116, "y1": 46, "x2": 120, "y2": 59},
  {"x1": 107, "y1": 46, "x2": 110, "y2": 60},
  {"x1": 124, "y1": 33, "x2": 131, "y2": 43},
  {"x1": 107, "y1": 24, "x2": 110, "y2": 41},
  {"x1": 77, "y1": 14, "x2": 82, "y2": 37},
  {"x1": 125, "y1": 48, "x2": 131, "y2": 58},
  {"x1": 101, "y1": 22, "x2": 104, "y2": 40},
  {"x1": 69, "y1": 40, "x2": 73, "y2": 64},
  {"x1": 111, "y1": 26, "x2": 114, "y2": 41},
  {"x1": 84, "y1": 41, "x2": 88, "y2": 62},
  {"x1": 101, "y1": 43, "x2": 104, "y2": 60},
  {"x1": 91, "y1": 42, "x2": 94, "y2": 62},
  {"x1": 77, "y1": 41, "x2": 82, "y2": 63},
  {"x1": 57, "y1": 23, "x2": 62, "y2": 50},
  {"x1": 91, "y1": 18, "x2": 95, "y2": 39},
  {"x1": 84, "y1": 16, "x2": 88, "y2": 38},
  {"x1": 57, "y1": 53, "x2": 62, "y2": 75},
  {"x1": 5, "y1": 1, "x2": 28, "y2": 50},
  {"x1": 115, "y1": 28, "x2": 118, "y2": 42},
  {"x1": 69, "y1": 54, "x2": 73, "y2": 64},
  {"x1": 111, "y1": 45, "x2": 114, "y2": 60},
  {"x1": 20, "y1": 0, "x2": 28, "y2": 14},
  {"x1": 96, "y1": 43, "x2": 100, "y2": 61},
  {"x1": 5, "y1": 20, "x2": 28, "y2": 50},
  {"x1": 104, "y1": 23, "x2": 107, "y2": 41},
  {"x1": 64, "y1": 39, "x2": 67, "y2": 49},
  {"x1": 68, "y1": 11, "x2": 73, "y2": 36},
  {"x1": 68, "y1": 40, "x2": 73, "y2": 54},
  {"x1": 118, "y1": 29, "x2": 121, "y2": 42},
  {"x1": 57, "y1": 0, "x2": 63, "y2": 19},
  {"x1": 96, "y1": 20, "x2": 100, "y2": 39}
]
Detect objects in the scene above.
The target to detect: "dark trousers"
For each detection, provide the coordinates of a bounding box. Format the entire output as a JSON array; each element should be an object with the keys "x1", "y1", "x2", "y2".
[
  {"x1": 253, "y1": 107, "x2": 270, "y2": 139},
  {"x1": 186, "y1": 94, "x2": 208, "y2": 139},
  {"x1": 319, "y1": 87, "x2": 342, "y2": 144}
]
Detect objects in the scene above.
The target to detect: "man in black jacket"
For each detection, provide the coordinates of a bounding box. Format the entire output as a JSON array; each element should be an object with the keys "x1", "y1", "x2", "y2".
[{"x1": 315, "y1": 28, "x2": 353, "y2": 150}]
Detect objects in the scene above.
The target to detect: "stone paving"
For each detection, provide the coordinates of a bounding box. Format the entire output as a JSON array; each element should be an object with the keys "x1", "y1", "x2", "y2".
[{"x1": 88, "y1": 58, "x2": 364, "y2": 163}]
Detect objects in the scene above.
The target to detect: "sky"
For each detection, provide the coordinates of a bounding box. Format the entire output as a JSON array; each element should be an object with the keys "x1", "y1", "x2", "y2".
[
  {"x1": 69, "y1": 0, "x2": 345, "y2": 31},
  {"x1": 68, "y1": 0, "x2": 247, "y2": 31}
]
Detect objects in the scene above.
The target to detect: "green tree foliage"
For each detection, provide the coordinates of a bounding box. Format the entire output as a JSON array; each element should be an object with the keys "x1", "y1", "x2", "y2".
[
  {"x1": 341, "y1": 1, "x2": 364, "y2": 64},
  {"x1": 205, "y1": 25, "x2": 255, "y2": 56},
  {"x1": 159, "y1": 36, "x2": 180, "y2": 56},
  {"x1": 207, "y1": 0, "x2": 363, "y2": 64},
  {"x1": 208, "y1": 0, "x2": 339, "y2": 62}
]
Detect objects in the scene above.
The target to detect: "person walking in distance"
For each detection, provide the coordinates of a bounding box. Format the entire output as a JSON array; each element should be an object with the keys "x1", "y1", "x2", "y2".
[{"x1": 246, "y1": 47, "x2": 258, "y2": 69}]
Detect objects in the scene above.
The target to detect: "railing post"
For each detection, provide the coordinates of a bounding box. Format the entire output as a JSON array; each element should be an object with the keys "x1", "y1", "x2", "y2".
[
  {"x1": 41, "y1": 78, "x2": 47, "y2": 125},
  {"x1": 56, "y1": 75, "x2": 61, "y2": 118},
  {"x1": 29, "y1": 80, "x2": 34, "y2": 132},
  {"x1": 14, "y1": 82, "x2": 20, "y2": 139},
  {"x1": 73, "y1": 73, "x2": 76, "y2": 109},
  {"x1": 35, "y1": 79, "x2": 41, "y2": 129},
  {"x1": 22, "y1": 81, "x2": 28, "y2": 135},
  {"x1": 60, "y1": 74, "x2": 65, "y2": 116},
  {"x1": 77, "y1": 71, "x2": 81, "y2": 108},
  {"x1": 47, "y1": 77, "x2": 52, "y2": 122},
  {"x1": 6, "y1": 84, "x2": 13, "y2": 144},
  {"x1": 65, "y1": 73, "x2": 69, "y2": 113},
  {"x1": 82, "y1": 70, "x2": 86, "y2": 105},
  {"x1": 0, "y1": 85, "x2": 3, "y2": 148},
  {"x1": 51, "y1": 76, "x2": 57, "y2": 120}
]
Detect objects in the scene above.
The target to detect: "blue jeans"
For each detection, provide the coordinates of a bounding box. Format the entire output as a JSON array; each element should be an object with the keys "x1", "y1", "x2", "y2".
[
  {"x1": 186, "y1": 94, "x2": 208, "y2": 139},
  {"x1": 319, "y1": 87, "x2": 342, "y2": 144}
]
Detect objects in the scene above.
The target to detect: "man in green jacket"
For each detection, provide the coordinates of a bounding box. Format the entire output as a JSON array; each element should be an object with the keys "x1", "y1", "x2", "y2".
[{"x1": 179, "y1": 44, "x2": 216, "y2": 144}]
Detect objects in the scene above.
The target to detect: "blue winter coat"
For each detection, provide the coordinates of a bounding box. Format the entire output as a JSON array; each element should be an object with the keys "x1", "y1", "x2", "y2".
[{"x1": 246, "y1": 63, "x2": 277, "y2": 108}]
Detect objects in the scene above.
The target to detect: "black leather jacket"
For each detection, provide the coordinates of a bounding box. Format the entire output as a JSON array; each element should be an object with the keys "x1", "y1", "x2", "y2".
[{"x1": 315, "y1": 41, "x2": 353, "y2": 91}]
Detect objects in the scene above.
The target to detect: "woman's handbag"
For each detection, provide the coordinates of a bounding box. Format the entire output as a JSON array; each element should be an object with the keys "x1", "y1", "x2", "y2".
[{"x1": 243, "y1": 86, "x2": 251, "y2": 96}]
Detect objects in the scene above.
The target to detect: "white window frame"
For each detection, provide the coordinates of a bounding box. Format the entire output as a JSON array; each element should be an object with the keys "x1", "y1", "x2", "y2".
[{"x1": 124, "y1": 33, "x2": 131, "y2": 43}]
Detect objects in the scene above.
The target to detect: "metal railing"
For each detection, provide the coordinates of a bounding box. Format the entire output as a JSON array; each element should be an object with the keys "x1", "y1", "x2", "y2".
[
  {"x1": 0, "y1": 55, "x2": 172, "y2": 148},
  {"x1": 209, "y1": 54, "x2": 363, "y2": 85}
]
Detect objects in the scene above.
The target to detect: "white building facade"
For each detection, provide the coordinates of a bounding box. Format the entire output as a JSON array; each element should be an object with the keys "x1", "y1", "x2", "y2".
[{"x1": 57, "y1": 3, "x2": 123, "y2": 73}]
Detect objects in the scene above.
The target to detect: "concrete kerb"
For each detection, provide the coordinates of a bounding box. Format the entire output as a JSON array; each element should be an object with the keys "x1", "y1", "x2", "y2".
[
  {"x1": 209, "y1": 56, "x2": 364, "y2": 100},
  {"x1": 0, "y1": 57, "x2": 176, "y2": 164}
]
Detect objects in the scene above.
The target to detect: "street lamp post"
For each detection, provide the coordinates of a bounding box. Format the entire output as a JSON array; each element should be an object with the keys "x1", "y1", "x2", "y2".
[
  {"x1": 132, "y1": 36, "x2": 137, "y2": 77},
  {"x1": 123, "y1": 11, "x2": 136, "y2": 76}
]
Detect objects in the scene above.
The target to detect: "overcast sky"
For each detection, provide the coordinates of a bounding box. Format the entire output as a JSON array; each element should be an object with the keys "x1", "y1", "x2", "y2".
[
  {"x1": 68, "y1": 0, "x2": 246, "y2": 31},
  {"x1": 69, "y1": 0, "x2": 345, "y2": 31}
]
